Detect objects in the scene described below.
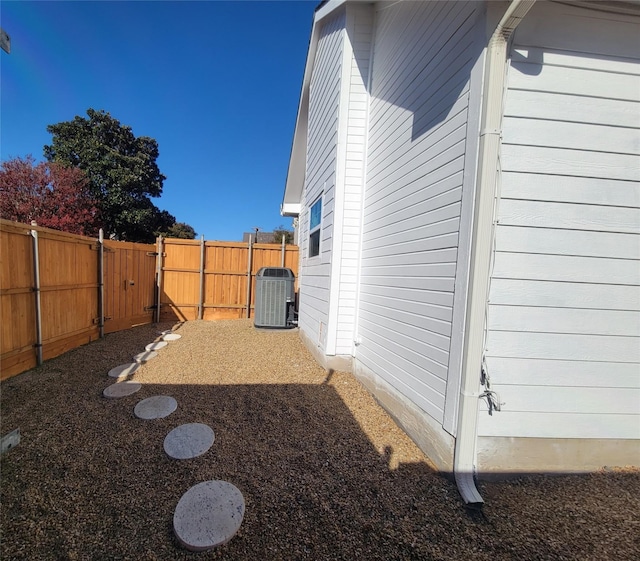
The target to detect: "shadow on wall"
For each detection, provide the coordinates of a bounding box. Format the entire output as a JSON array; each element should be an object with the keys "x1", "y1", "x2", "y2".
[
  {"x1": 1, "y1": 328, "x2": 638, "y2": 560},
  {"x1": 349, "y1": 1, "x2": 488, "y2": 141}
]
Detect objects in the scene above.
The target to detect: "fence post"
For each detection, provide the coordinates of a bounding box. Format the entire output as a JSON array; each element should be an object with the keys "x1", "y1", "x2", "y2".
[
  {"x1": 98, "y1": 229, "x2": 105, "y2": 338},
  {"x1": 30, "y1": 229, "x2": 43, "y2": 366},
  {"x1": 155, "y1": 237, "x2": 164, "y2": 323},
  {"x1": 281, "y1": 234, "x2": 286, "y2": 267},
  {"x1": 198, "y1": 235, "x2": 205, "y2": 320},
  {"x1": 245, "y1": 235, "x2": 254, "y2": 319}
]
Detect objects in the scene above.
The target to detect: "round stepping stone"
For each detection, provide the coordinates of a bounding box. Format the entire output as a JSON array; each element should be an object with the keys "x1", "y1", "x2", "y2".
[
  {"x1": 108, "y1": 362, "x2": 140, "y2": 378},
  {"x1": 103, "y1": 380, "x2": 142, "y2": 398},
  {"x1": 133, "y1": 350, "x2": 158, "y2": 363},
  {"x1": 134, "y1": 395, "x2": 177, "y2": 419},
  {"x1": 173, "y1": 480, "x2": 245, "y2": 551},
  {"x1": 164, "y1": 423, "x2": 215, "y2": 460},
  {"x1": 158, "y1": 330, "x2": 173, "y2": 335},
  {"x1": 163, "y1": 333, "x2": 182, "y2": 341},
  {"x1": 145, "y1": 341, "x2": 168, "y2": 351}
]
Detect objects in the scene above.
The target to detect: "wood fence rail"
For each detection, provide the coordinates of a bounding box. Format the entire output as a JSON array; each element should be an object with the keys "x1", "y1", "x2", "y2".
[
  {"x1": 159, "y1": 237, "x2": 299, "y2": 322},
  {"x1": 0, "y1": 219, "x2": 298, "y2": 380}
]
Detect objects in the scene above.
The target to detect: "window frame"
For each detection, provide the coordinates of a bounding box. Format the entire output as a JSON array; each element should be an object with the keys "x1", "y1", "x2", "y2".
[{"x1": 308, "y1": 196, "x2": 322, "y2": 258}]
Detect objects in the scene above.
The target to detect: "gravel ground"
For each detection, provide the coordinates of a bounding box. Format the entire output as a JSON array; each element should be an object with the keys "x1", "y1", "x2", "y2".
[{"x1": 1, "y1": 319, "x2": 638, "y2": 560}]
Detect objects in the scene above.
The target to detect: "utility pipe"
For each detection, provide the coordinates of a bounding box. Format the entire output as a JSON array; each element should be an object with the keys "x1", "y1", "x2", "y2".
[
  {"x1": 281, "y1": 234, "x2": 286, "y2": 267},
  {"x1": 30, "y1": 229, "x2": 43, "y2": 366},
  {"x1": 198, "y1": 235, "x2": 205, "y2": 320},
  {"x1": 98, "y1": 228, "x2": 105, "y2": 338},
  {"x1": 245, "y1": 235, "x2": 254, "y2": 319},
  {"x1": 454, "y1": 0, "x2": 536, "y2": 508},
  {"x1": 155, "y1": 237, "x2": 164, "y2": 323}
]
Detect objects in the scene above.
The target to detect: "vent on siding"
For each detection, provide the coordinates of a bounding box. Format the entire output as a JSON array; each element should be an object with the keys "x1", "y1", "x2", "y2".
[{"x1": 254, "y1": 267, "x2": 296, "y2": 329}]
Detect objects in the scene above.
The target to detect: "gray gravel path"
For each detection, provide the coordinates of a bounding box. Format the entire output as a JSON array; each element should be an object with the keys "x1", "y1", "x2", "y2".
[{"x1": 1, "y1": 319, "x2": 638, "y2": 560}]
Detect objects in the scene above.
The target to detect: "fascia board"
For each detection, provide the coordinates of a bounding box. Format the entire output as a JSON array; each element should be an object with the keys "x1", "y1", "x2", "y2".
[
  {"x1": 280, "y1": 203, "x2": 301, "y2": 217},
  {"x1": 282, "y1": 0, "x2": 351, "y2": 211}
]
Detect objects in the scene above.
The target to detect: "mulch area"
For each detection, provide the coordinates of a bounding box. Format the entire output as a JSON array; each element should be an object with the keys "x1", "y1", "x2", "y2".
[{"x1": 1, "y1": 319, "x2": 638, "y2": 560}]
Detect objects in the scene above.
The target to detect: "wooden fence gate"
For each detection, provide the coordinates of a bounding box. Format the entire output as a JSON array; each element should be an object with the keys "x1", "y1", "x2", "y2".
[
  {"x1": 0, "y1": 221, "x2": 157, "y2": 379},
  {"x1": 103, "y1": 240, "x2": 157, "y2": 334}
]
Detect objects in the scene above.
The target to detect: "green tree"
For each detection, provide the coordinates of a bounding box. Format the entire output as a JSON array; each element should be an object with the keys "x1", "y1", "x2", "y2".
[
  {"x1": 273, "y1": 225, "x2": 294, "y2": 244},
  {"x1": 160, "y1": 222, "x2": 197, "y2": 239},
  {"x1": 44, "y1": 109, "x2": 169, "y2": 242}
]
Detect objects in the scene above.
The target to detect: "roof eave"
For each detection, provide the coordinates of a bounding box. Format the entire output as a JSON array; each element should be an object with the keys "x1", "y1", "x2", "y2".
[{"x1": 281, "y1": 0, "x2": 350, "y2": 217}]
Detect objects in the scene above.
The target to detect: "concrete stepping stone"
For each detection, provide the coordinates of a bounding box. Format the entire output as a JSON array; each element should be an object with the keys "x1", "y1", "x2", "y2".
[
  {"x1": 133, "y1": 351, "x2": 158, "y2": 363},
  {"x1": 145, "y1": 341, "x2": 168, "y2": 351},
  {"x1": 173, "y1": 480, "x2": 245, "y2": 551},
  {"x1": 164, "y1": 423, "x2": 215, "y2": 460},
  {"x1": 103, "y1": 380, "x2": 142, "y2": 398},
  {"x1": 158, "y1": 330, "x2": 174, "y2": 335},
  {"x1": 108, "y1": 362, "x2": 140, "y2": 378},
  {"x1": 134, "y1": 395, "x2": 177, "y2": 419},
  {"x1": 163, "y1": 333, "x2": 182, "y2": 341}
]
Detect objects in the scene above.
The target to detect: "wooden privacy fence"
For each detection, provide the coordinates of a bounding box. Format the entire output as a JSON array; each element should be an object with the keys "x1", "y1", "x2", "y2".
[
  {"x1": 0, "y1": 219, "x2": 299, "y2": 380},
  {"x1": 159, "y1": 237, "x2": 299, "y2": 322},
  {"x1": 0, "y1": 220, "x2": 156, "y2": 380}
]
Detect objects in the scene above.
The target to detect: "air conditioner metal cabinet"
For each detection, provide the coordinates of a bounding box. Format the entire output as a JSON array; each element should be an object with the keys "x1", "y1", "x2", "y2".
[{"x1": 254, "y1": 267, "x2": 296, "y2": 328}]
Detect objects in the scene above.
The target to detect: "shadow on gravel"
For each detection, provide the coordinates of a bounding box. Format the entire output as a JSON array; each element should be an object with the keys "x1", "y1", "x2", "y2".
[{"x1": 1, "y1": 324, "x2": 638, "y2": 560}]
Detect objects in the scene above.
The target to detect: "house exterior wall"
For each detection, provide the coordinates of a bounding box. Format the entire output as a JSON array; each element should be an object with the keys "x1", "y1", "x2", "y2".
[
  {"x1": 289, "y1": 0, "x2": 639, "y2": 477},
  {"x1": 330, "y1": 3, "x2": 374, "y2": 358},
  {"x1": 353, "y1": 0, "x2": 485, "y2": 470},
  {"x1": 297, "y1": 8, "x2": 346, "y2": 354},
  {"x1": 479, "y1": 1, "x2": 640, "y2": 471}
]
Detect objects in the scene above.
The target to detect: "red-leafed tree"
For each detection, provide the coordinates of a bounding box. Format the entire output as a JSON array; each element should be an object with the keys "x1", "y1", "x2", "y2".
[{"x1": 0, "y1": 155, "x2": 100, "y2": 235}]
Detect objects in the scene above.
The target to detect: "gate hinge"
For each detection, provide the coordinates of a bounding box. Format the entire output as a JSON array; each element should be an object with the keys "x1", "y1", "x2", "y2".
[
  {"x1": 146, "y1": 252, "x2": 166, "y2": 257},
  {"x1": 144, "y1": 305, "x2": 158, "y2": 311}
]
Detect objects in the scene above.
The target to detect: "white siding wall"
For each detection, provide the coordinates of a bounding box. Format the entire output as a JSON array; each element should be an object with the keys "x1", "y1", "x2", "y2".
[
  {"x1": 298, "y1": 9, "x2": 345, "y2": 350},
  {"x1": 356, "y1": 1, "x2": 482, "y2": 424},
  {"x1": 481, "y1": 2, "x2": 640, "y2": 439},
  {"x1": 332, "y1": 3, "x2": 374, "y2": 356}
]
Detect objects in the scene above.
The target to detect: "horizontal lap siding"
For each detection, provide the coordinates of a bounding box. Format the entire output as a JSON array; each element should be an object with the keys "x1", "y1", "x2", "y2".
[
  {"x1": 481, "y1": 2, "x2": 640, "y2": 439},
  {"x1": 357, "y1": 1, "x2": 478, "y2": 423},
  {"x1": 334, "y1": 3, "x2": 373, "y2": 356},
  {"x1": 298, "y1": 10, "x2": 345, "y2": 349}
]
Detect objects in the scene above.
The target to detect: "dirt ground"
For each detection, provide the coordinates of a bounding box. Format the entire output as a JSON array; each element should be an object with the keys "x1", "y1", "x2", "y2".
[{"x1": 1, "y1": 319, "x2": 638, "y2": 560}]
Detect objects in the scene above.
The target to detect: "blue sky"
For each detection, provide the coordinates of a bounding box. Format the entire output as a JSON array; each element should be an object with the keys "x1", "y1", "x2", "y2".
[{"x1": 0, "y1": 0, "x2": 316, "y2": 240}]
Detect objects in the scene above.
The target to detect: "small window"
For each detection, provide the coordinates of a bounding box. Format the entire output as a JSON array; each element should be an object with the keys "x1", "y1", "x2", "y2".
[{"x1": 309, "y1": 197, "x2": 322, "y2": 258}]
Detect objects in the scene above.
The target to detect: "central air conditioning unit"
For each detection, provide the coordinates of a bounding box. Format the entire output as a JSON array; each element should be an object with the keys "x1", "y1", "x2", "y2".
[{"x1": 254, "y1": 267, "x2": 296, "y2": 329}]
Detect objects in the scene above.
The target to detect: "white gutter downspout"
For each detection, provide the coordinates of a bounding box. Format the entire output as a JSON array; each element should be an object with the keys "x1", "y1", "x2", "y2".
[{"x1": 454, "y1": 0, "x2": 536, "y2": 508}]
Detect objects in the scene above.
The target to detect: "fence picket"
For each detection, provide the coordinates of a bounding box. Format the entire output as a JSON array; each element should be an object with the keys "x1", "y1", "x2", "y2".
[
  {"x1": 159, "y1": 238, "x2": 298, "y2": 322},
  {"x1": 1, "y1": 219, "x2": 299, "y2": 379}
]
